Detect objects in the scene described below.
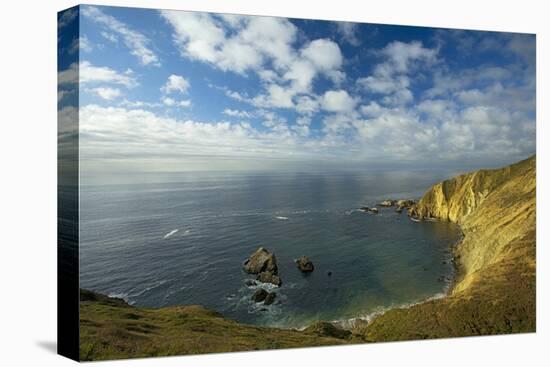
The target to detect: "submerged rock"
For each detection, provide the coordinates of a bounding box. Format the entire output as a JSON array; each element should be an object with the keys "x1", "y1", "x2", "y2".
[
  {"x1": 264, "y1": 292, "x2": 277, "y2": 305},
  {"x1": 243, "y1": 247, "x2": 278, "y2": 275},
  {"x1": 256, "y1": 271, "x2": 282, "y2": 286},
  {"x1": 359, "y1": 206, "x2": 379, "y2": 214},
  {"x1": 296, "y1": 256, "x2": 315, "y2": 272},
  {"x1": 251, "y1": 288, "x2": 268, "y2": 302}
]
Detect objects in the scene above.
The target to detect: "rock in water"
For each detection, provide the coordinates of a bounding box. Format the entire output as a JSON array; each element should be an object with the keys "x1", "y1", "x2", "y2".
[
  {"x1": 396, "y1": 199, "x2": 415, "y2": 208},
  {"x1": 370, "y1": 207, "x2": 379, "y2": 214},
  {"x1": 256, "y1": 271, "x2": 282, "y2": 286},
  {"x1": 296, "y1": 256, "x2": 315, "y2": 272},
  {"x1": 243, "y1": 247, "x2": 278, "y2": 275},
  {"x1": 264, "y1": 292, "x2": 277, "y2": 305},
  {"x1": 251, "y1": 288, "x2": 268, "y2": 302},
  {"x1": 378, "y1": 199, "x2": 395, "y2": 207}
]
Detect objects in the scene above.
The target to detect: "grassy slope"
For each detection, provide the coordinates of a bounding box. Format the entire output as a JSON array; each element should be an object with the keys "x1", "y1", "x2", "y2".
[
  {"x1": 79, "y1": 156, "x2": 536, "y2": 359},
  {"x1": 362, "y1": 156, "x2": 536, "y2": 341},
  {"x1": 79, "y1": 289, "x2": 357, "y2": 361}
]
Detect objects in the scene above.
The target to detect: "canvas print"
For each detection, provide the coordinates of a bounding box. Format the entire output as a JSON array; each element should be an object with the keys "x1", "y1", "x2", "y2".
[{"x1": 57, "y1": 4, "x2": 536, "y2": 362}]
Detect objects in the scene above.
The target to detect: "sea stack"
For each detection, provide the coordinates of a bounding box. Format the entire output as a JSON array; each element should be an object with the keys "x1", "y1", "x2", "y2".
[
  {"x1": 243, "y1": 247, "x2": 281, "y2": 286},
  {"x1": 296, "y1": 256, "x2": 315, "y2": 272}
]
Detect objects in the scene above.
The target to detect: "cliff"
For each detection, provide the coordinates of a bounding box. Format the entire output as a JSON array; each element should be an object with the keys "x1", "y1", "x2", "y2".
[{"x1": 362, "y1": 155, "x2": 536, "y2": 340}]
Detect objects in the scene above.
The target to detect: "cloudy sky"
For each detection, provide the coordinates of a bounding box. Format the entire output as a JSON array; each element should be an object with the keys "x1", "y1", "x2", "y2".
[{"x1": 58, "y1": 5, "x2": 535, "y2": 175}]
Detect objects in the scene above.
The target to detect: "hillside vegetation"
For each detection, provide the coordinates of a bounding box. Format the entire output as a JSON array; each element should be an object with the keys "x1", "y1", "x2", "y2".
[{"x1": 79, "y1": 289, "x2": 358, "y2": 361}]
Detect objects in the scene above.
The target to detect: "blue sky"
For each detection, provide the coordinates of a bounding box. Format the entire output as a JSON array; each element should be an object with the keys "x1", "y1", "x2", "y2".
[{"x1": 58, "y1": 5, "x2": 535, "y2": 174}]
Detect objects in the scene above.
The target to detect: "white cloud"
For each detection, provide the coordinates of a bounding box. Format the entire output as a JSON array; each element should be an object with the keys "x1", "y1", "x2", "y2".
[
  {"x1": 79, "y1": 61, "x2": 136, "y2": 87},
  {"x1": 301, "y1": 39, "x2": 343, "y2": 75},
  {"x1": 69, "y1": 36, "x2": 93, "y2": 54},
  {"x1": 336, "y1": 22, "x2": 361, "y2": 46},
  {"x1": 321, "y1": 90, "x2": 358, "y2": 113},
  {"x1": 161, "y1": 10, "x2": 347, "y2": 114},
  {"x1": 223, "y1": 109, "x2": 252, "y2": 118},
  {"x1": 162, "y1": 97, "x2": 191, "y2": 108},
  {"x1": 90, "y1": 87, "x2": 121, "y2": 100},
  {"x1": 100, "y1": 31, "x2": 118, "y2": 43},
  {"x1": 82, "y1": 6, "x2": 159, "y2": 66},
  {"x1": 295, "y1": 95, "x2": 320, "y2": 115},
  {"x1": 78, "y1": 105, "x2": 324, "y2": 173},
  {"x1": 357, "y1": 74, "x2": 410, "y2": 94},
  {"x1": 381, "y1": 41, "x2": 438, "y2": 73},
  {"x1": 161, "y1": 74, "x2": 190, "y2": 94},
  {"x1": 356, "y1": 41, "x2": 437, "y2": 107}
]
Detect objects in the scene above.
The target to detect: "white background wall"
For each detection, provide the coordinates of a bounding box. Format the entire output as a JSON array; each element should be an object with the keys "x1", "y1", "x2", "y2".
[{"x1": 0, "y1": 0, "x2": 547, "y2": 365}]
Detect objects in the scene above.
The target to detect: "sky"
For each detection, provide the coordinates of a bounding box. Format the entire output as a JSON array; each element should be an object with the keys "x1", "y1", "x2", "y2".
[{"x1": 58, "y1": 5, "x2": 536, "y2": 176}]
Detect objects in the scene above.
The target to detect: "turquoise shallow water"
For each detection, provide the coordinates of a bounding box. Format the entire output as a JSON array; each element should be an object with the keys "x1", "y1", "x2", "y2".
[{"x1": 80, "y1": 170, "x2": 460, "y2": 328}]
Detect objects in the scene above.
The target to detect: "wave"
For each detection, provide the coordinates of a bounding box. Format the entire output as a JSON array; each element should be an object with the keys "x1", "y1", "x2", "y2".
[
  {"x1": 331, "y1": 292, "x2": 449, "y2": 330},
  {"x1": 274, "y1": 216, "x2": 289, "y2": 220},
  {"x1": 107, "y1": 291, "x2": 135, "y2": 305},
  {"x1": 163, "y1": 229, "x2": 179, "y2": 239}
]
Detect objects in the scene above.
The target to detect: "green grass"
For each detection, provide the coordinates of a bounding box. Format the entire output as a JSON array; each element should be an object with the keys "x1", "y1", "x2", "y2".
[{"x1": 79, "y1": 289, "x2": 359, "y2": 361}]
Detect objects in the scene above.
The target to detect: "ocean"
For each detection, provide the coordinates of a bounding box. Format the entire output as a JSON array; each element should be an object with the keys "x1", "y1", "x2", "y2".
[{"x1": 79, "y1": 170, "x2": 461, "y2": 328}]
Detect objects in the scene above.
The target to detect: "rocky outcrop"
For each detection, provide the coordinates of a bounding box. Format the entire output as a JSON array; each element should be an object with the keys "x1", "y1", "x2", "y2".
[
  {"x1": 296, "y1": 256, "x2": 315, "y2": 272},
  {"x1": 257, "y1": 271, "x2": 282, "y2": 286},
  {"x1": 251, "y1": 288, "x2": 268, "y2": 302},
  {"x1": 264, "y1": 292, "x2": 277, "y2": 305},
  {"x1": 243, "y1": 247, "x2": 278, "y2": 274},
  {"x1": 359, "y1": 206, "x2": 378, "y2": 214},
  {"x1": 377, "y1": 199, "x2": 395, "y2": 207},
  {"x1": 365, "y1": 155, "x2": 536, "y2": 341},
  {"x1": 396, "y1": 199, "x2": 415, "y2": 208},
  {"x1": 244, "y1": 247, "x2": 282, "y2": 286}
]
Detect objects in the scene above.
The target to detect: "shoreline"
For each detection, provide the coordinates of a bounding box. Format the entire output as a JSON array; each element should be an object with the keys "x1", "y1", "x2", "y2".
[{"x1": 328, "y1": 223, "x2": 465, "y2": 331}]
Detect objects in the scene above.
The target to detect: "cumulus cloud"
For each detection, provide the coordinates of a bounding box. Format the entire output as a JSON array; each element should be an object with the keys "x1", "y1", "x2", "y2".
[
  {"x1": 161, "y1": 74, "x2": 190, "y2": 94},
  {"x1": 89, "y1": 87, "x2": 121, "y2": 100},
  {"x1": 161, "y1": 10, "x2": 346, "y2": 113},
  {"x1": 82, "y1": 6, "x2": 159, "y2": 66},
  {"x1": 321, "y1": 90, "x2": 358, "y2": 113},
  {"x1": 357, "y1": 41, "x2": 438, "y2": 107}
]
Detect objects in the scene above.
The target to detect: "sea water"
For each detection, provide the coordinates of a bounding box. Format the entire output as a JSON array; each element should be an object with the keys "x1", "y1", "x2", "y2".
[{"x1": 80, "y1": 170, "x2": 460, "y2": 328}]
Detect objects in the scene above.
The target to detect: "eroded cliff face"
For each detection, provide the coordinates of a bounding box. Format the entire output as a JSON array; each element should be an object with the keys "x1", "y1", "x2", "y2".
[
  {"x1": 363, "y1": 156, "x2": 536, "y2": 340},
  {"x1": 409, "y1": 155, "x2": 536, "y2": 293}
]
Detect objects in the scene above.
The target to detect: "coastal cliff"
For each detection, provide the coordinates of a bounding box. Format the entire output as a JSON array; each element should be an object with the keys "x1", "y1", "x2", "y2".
[
  {"x1": 362, "y1": 155, "x2": 536, "y2": 340},
  {"x1": 79, "y1": 156, "x2": 536, "y2": 359}
]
